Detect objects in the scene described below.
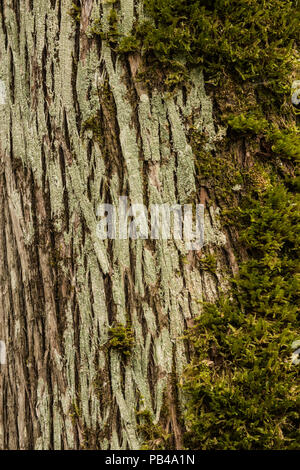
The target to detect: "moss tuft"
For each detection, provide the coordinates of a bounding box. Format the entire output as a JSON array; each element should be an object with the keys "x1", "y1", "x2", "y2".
[
  {"x1": 198, "y1": 254, "x2": 217, "y2": 273},
  {"x1": 108, "y1": 322, "x2": 135, "y2": 357},
  {"x1": 118, "y1": 0, "x2": 299, "y2": 94},
  {"x1": 90, "y1": 9, "x2": 119, "y2": 45},
  {"x1": 81, "y1": 114, "x2": 102, "y2": 144},
  {"x1": 68, "y1": 2, "x2": 81, "y2": 24},
  {"x1": 136, "y1": 409, "x2": 171, "y2": 450},
  {"x1": 228, "y1": 113, "x2": 300, "y2": 161}
]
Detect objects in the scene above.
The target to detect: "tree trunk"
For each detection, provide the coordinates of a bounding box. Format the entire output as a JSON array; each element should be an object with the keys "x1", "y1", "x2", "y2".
[{"x1": 0, "y1": 0, "x2": 234, "y2": 449}]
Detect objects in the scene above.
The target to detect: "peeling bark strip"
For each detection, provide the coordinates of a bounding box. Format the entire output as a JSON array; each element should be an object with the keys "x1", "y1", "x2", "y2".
[{"x1": 0, "y1": 1, "x2": 232, "y2": 449}]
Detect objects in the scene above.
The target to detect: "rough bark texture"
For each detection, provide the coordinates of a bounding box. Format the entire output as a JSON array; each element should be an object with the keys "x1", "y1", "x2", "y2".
[{"x1": 0, "y1": 0, "x2": 234, "y2": 449}]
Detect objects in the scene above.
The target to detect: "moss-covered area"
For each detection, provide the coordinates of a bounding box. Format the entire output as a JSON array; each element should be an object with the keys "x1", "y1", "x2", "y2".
[
  {"x1": 74, "y1": 0, "x2": 300, "y2": 450},
  {"x1": 198, "y1": 254, "x2": 217, "y2": 274},
  {"x1": 227, "y1": 113, "x2": 300, "y2": 162},
  {"x1": 108, "y1": 322, "x2": 135, "y2": 357},
  {"x1": 90, "y1": 8, "x2": 119, "y2": 45},
  {"x1": 136, "y1": 408, "x2": 171, "y2": 450},
  {"x1": 111, "y1": 0, "x2": 299, "y2": 450},
  {"x1": 118, "y1": 0, "x2": 299, "y2": 93},
  {"x1": 68, "y1": 2, "x2": 81, "y2": 24},
  {"x1": 183, "y1": 183, "x2": 300, "y2": 449},
  {"x1": 81, "y1": 113, "x2": 102, "y2": 144},
  {"x1": 184, "y1": 70, "x2": 300, "y2": 448},
  {"x1": 182, "y1": 39, "x2": 300, "y2": 445}
]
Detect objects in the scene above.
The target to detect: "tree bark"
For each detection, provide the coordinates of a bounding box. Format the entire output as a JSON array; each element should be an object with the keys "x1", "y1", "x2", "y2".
[{"x1": 0, "y1": 0, "x2": 234, "y2": 449}]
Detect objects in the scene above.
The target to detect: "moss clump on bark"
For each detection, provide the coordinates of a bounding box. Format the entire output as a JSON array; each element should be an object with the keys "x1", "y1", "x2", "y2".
[
  {"x1": 108, "y1": 323, "x2": 135, "y2": 357},
  {"x1": 198, "y1": 255, "x2": 217, "y2": 273},
  {"x1": 227, "y1": 113, "x2": 300, "y2": 162},
  {"x1": 118, "y1": 0, "x2": 299, "y2": 93},
  {"x1": 136, "y1": 409, "x2": 171, "y2": 450},
  {"x1": 183, "y1": 182, "x2": 300, "y2": 449},
  {"x1": 173, "y1": 0, "x2": 300, "y2": 448},
  {"x1": 81, "y1": 114, "x2": 102, "y2": 144},
  {"x1": 186, "y1": 86, "x2": 299, "y2": 447},
  {"x1": 90, "y1": 9, "x2": 119, "y2": 44},
  {"x1": 68, "y1": 2, "x2": 81, "y2": 24}
]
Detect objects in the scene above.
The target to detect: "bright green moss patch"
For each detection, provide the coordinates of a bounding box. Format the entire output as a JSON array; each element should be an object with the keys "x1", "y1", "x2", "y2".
[
  {"x1": 270, "y1": 128, "x2": 300, "y2": 162},
  {"x1": 191, "y1": 127, "x2": 254, "y2": 204},
  {"x1": 186, "y1": 98, "x2": 299, "y2": 449},
  {"x1": 118, "y1": 0, "x2": 299, "y2": 92},
  {"x1": 227, "y1": 113, "x2": 300, "y2": 161},
  {"x1": 183, "y1": 184, "x2": 300, "y2": 449},
  {"x1": 108, "y1": 323, "x2": 135, "y2": 357},
  {"x1": 227, "y1": 114, "x2": 269, "y2": 135}
]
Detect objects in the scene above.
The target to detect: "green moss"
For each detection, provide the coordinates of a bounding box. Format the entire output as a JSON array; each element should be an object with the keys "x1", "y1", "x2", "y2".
[
  {"x1": 118, "y1": 0, "x2": 299, "y2": 94},
  {"x1": 68, "y1": 2, "x2": 81, "y2": 24},
  {"x1": 183, "y1": 57, "x2": 299, "y2": 446},
  {"x1": 183, "y1": 184, "x2": 300, "y2": 449},
  {"x1": 108, "y1": 322, "x2": 135, "y2": 357},
  {"x1": 136, "y1": 409, "x2": 171, "y2": 450},
  {"x1": 190, "y1": 128, "x2": 246, "y2": 204},
  {"x1": 269, "y1": 127, "x2": 300, "y2": 161},
  {"x1": 98, "y1": 79, "x2": 115, "y2": 114},
  {"x1": 90, "y1": 9, "x2": 119, "y2": 45},
  {"x1": 81, "y1": 114, "x2": 102, "y2": 144},
  {"x1": 69, "y1": 399, "x2": 82, "y2": 425},
  {"x1": 198, "y1": 254, "x2": 217, "y2": 273},
  {"x1": 228, "y1": 113, "x2": 300, "y2": 161},
  {"x1": 227, "y1": 113, "x2": 269, "y2": 135}
]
